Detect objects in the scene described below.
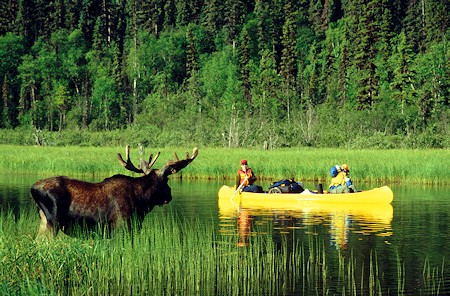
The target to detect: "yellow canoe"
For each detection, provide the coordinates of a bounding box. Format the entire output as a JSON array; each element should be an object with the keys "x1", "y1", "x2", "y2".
[
  {"x1": 218, "y1": 185, "x2": 394, "y2": 207},
  {"x1": 218, "y1": 185, "x2": 394, "y2": 234}
]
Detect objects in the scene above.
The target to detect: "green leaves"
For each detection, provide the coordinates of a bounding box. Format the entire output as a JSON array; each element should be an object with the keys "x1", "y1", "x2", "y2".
[{"x1": 0, "y1": 0, "x2": 448, "y2": 147}]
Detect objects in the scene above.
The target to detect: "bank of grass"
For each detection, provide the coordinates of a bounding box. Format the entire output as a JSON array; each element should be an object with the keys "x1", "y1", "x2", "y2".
[
  {"x1": 1, "y1": 209, "x2": 446, "y2": 295},
  {"x1": 0, "y1": 145, "x2": 448, "y2": 184}
]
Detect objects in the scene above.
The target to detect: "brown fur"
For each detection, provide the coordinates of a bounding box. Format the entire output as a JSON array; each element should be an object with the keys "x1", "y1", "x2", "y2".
[{"x1": 30, "y1": 147, "x2": 198, "y2": 239}]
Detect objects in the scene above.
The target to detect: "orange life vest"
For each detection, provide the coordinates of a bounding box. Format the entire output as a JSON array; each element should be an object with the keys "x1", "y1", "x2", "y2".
[
  {"x1": 329, "y1": 171, "x2": 347, "y2": 189},
  {"x1": 237, "y1": 168, "x2": 253, "y2": 187}
]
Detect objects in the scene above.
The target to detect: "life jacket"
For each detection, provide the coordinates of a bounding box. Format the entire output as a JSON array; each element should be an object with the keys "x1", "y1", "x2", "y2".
[
  {"x1": 329, "y1": 171, "x2": 347, "y2": 189},
  {"x1": 238, "y1": 168, "x2": 253, "y2": 187}
]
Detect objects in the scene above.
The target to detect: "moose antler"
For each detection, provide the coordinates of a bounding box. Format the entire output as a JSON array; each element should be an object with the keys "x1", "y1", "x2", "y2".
[
  {"x1": 160, "y1": 147, "x2": 199, "y2": 177},
  {"x1": 117, "y1": 145, "x2": 160, "y2": 175}
]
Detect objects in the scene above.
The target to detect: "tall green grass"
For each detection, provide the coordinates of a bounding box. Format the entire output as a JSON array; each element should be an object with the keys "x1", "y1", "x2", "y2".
[
  {"x1": 0, "y1": 145, "x2": 448, "y2": 184},
  {"x1": 1, "y1": 209, "x2": 447, "y2": 295}
]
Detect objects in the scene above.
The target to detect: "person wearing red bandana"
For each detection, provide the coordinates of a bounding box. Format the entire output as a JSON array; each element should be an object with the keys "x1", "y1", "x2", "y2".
[{"x1": 235, "y1": 159, "x2": 263, "y2": 193}]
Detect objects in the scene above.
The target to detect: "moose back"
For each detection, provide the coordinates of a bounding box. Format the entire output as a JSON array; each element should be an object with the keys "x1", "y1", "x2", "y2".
[{"x1": 30, "y1": 146, "x2": 198, "y2": 238}]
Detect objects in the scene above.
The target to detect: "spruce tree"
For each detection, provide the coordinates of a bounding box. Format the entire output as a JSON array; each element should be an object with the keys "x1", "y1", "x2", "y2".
[
  {"x1": 202, "y1": 0, "x2": 225, "y2": 37},
  {"x1": 224, "y1": 0, "x2": 246, "y2": 45},
  {"x1": 189, "y1": 0, "x2": 203, "y2": 23},
  {"x1": 16, "y1": 0, "x2": 37, "y2": 45},
  {"x1": 423, "y1": 0, "x2": 450, "y2": 48},
  {"x1": 238, "y1": 27, "x2": 252, "y2": 105},
  {"x1": 280, "y1": 1, "x2": 297, "y2": 118},
  {"x1": 79, "y1": 0, "x2": 103, "y2": 46},
  {"x1": 390, "y1": 30, "x2": 415, "y2": 115},
  {"x1": 176, "y1": 0, "x2": 191, "y2": 26},
  {"x1": 50, "y1": 0, "x2": 65, "y2": 32},
  {"x1": 254, "y1": 0, "x2": 268, "y2": 54},
  {"x1": 256, "y1": 49, "x2": 281, "y2": 118},
  {"x1": 186, "y1": 24, "x2": 198, "y2": 78},
  {"x1": 65, "y1": 0, "x2": 80, "y2": 31},
  {"x1": 352, "y1": 0, "x2": 379, "y2": 109},
  {"x1": 148, "y1": 0, "x2": 165, "y2": 35},
  {"x1": 323, "y1": 30, "x2": 336, "y2": 104},
  {"x1": 377, "y1": 0, "x2": 394, "y2": 56},
  {"x1": 304, "y1": 43, "x2": 319, "y2": 106},
  {"x1": 2, "y1": 75, "x2": 12, "y2": 128},
  {"x1": 403, "y1": 1, "x2": 420, "y2": 52},
  {"x1": 164, "y1": 0, "x2": 176, "y2": 30},
  {"x1": 268, "y1": 0, "x2": 284, "y2": 67},
  {"x1": 200, "y1": 0, "x2": 224, "y2": 52},
  {"x1": 308, "y1": 0, "x2": 324, "y2": 36},
  {"x1": 0, "y1": 0, "x2": 19, "y2": 35},
  {"x1": 337, "y1": 42, "x2": 349, "y2": 106}
]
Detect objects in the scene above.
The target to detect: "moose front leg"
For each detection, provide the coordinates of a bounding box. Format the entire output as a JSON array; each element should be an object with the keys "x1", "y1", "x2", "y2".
[{"x1": 36, "y1": 208, "x2": 56, "y2": 240}]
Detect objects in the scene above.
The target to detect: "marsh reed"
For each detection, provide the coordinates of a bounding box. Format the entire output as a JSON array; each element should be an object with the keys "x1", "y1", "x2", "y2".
[
  {"x1": 1, "y1": 208, "x2": 447, "y2": 295},
  {"x1": 0, "y1": 145, "x2": 448, "y2": 184}
]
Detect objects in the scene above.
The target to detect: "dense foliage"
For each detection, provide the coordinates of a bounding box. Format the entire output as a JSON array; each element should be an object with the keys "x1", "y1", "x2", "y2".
[{"x1": 0, "y1": 0, "x2": 449, "y2": 148}]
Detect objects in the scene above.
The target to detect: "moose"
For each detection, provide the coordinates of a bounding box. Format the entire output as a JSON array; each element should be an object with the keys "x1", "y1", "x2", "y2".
[{"x1": 30, "y1": 145, "x2": 198, "y2": 239}]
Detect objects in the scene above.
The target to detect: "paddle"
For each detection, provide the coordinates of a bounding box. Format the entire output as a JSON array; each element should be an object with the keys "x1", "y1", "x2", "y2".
[{"x1": 230, "y1": 175, "x2": 249, "y2": 202}]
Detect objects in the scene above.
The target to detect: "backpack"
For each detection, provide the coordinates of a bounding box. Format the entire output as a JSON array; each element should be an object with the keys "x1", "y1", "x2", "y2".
[
  {"x1": 268, "y1": 179, "x2": 304, "y2": 194},
  {"x1": 330, "y1": 165, "x2": 341, "y2": 177}
]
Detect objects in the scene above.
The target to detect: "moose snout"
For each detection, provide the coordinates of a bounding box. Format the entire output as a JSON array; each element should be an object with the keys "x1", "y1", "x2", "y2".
[{"x1": 164, "y1": 196, "x2": 172, "y2": 204}]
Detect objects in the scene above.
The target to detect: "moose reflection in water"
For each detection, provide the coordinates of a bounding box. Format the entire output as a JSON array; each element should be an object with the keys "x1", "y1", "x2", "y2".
[
  {"x1": 219, "y1": 198, "x2": 393, "y2": 250},
  {"x1": 30, "y1": 145, "x2": 198, "y2": 239}
]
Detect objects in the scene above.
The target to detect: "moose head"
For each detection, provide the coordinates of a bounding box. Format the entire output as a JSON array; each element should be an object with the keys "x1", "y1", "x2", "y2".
[{"x1": 30, "y1": 145, "x2": 198, "y2": 239}]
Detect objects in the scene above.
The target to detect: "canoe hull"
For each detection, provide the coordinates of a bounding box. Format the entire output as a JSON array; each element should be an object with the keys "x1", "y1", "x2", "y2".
[
  {"x1": 218, "y1": 185, "x2": 394, "y2": 245},
  {"x1": 218, "y1": 185, "x2": 394, "y2": 206}
]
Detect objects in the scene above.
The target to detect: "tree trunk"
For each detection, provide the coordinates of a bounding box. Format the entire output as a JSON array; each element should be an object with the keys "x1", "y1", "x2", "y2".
[{"x1": 83, "y1": 78, "x2": 89, "y2": 127}]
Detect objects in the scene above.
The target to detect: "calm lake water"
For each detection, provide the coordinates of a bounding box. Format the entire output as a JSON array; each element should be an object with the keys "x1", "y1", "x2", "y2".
[{"x1": 1, "y1": 174, "x2": 449, "y2": 295}]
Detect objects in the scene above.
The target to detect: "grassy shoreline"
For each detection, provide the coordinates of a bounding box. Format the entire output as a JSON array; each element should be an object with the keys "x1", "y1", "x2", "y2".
[{"x1": 0, "y1": 145, "x2": 448, "y2": 185}]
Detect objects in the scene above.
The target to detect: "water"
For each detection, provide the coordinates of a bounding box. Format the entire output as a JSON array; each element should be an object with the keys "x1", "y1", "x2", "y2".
[{"x1": 1, "y1": 175, "x2": 449, "y2": 294}]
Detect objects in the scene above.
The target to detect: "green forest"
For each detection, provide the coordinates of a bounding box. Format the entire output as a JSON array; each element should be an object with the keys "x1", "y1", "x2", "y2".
[{"x1": 0, "y1": 0, "x2": 449, "y2": 148}]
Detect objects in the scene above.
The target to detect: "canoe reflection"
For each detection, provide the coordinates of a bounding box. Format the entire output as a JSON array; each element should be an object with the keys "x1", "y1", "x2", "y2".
[{"x1": 218, "y1": 198, "x2": 393, "y2": 249}]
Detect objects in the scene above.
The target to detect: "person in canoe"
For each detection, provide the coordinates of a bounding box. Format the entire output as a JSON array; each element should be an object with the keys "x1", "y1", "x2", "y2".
[
  {"x1": 236, "y1": 159, "x2": 263, "y2": 193},
  {"x1": 329, "y1": 163, "x2": 357, "y2": 193}
]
